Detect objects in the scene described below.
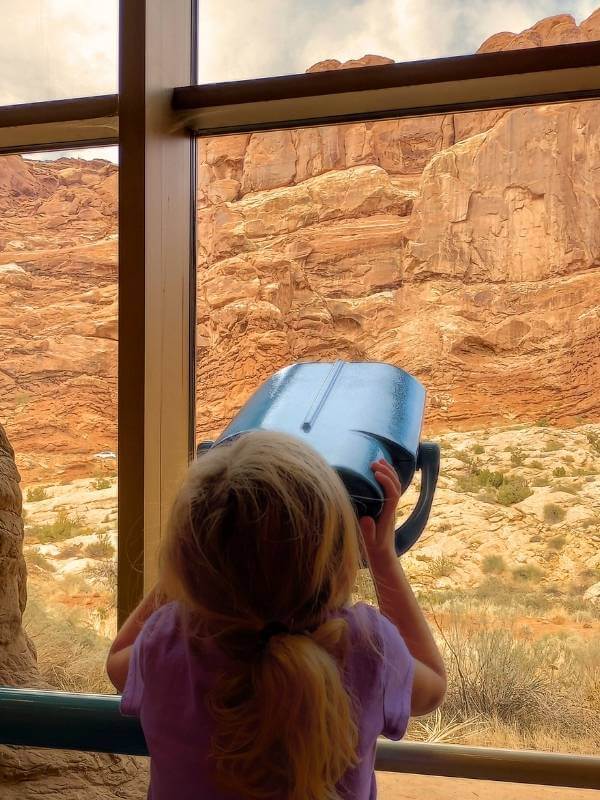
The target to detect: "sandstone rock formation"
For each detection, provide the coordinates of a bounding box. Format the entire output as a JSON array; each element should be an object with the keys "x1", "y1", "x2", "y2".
[
  {"x1": 1, "y1": 11, "x2": 598, "y2": 486},
  {"x1": 0, "y1": 424, "x2": 37, "y2": 686},
  {"x1": 196, "y1": 9, "x2": 600, "y2": 441},
  {"x1": 0, "y1": 422, "x2": 146, "y2": 798},
  {"x1": 0, "y1": 155, "x2": 117, "y2": 486}
]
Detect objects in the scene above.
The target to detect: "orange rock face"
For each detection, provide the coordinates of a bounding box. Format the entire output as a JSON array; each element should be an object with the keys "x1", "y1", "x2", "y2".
[
  {"x1": 0, "y1": 157, "x2": 117, "y2": 484},
  {"x1": 196, "y1": 10, "x2": 600, "y2": 441},
  {"x1": 1, "y1": 11, "x2": 600, "y2": 485}
]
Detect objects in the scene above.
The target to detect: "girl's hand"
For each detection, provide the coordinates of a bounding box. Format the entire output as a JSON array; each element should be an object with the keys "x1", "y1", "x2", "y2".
[{"x1": 359, "y1": 459, "x2": 402, "y2": 568}]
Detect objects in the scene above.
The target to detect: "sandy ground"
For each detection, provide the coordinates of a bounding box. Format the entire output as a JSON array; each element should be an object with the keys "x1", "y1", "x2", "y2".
[{"x1": 377, "y1": 773, "x2": 599, "y2": 799}]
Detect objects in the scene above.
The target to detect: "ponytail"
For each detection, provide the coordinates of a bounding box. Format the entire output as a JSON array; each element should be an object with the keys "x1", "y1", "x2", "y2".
[{"x1": 208, "y1": 617, "x2": 358, "y2": 800}]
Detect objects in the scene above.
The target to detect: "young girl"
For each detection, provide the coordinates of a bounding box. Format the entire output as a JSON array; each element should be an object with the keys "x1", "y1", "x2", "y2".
[{"x1": 107, "y1": 431, "x2": 446, "y2": 800}]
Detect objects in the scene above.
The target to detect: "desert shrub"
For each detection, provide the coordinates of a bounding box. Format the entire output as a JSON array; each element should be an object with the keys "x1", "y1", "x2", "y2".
[
  {"x1": 84, "y1": 533, "x2": 115, "y2": 560},
  {"x1": 456, "y1": 468, "x2": 504, "y2": 494},
  {"x1": 545, "y1": 439, "x2": 562, "y2": 452},
  {"x1": 586, "y1": 431, "x2": 600, "y2": 455},
  {"x1": 91, "y1": 477, "x2": 112, "y2": 491},
  {"x1": 435, "y1": 608, "x2": 600, "y2": 746},
  {"x1": 26, "y1": 486, "x2": 48, "y2": 503},
  {"x1": 475, "y1": 577, "x2": 509, "y2": 603},
  {"x1": 58, "y1": 542, "x2": 83, "y2": 559},
  {"x1": 23, "y1": 596, "x2": 112, "y2": 693},
  {"x1": 428, "y1": 556, "x2": 455, "y2": 579},
  {"x1": 580, "y1": 518, "x2": 598, "y2": 531},
  {"x1": 496, "y1": 477, "x2": 532, "y2": 506},
  {"x1": 512, "y1": 564, "x2": 545, "y2": 583},
  {"x1": 472, "y1": 444, "x2": 484, "y2": 455},
  {"x1": 481, "y1": 469, "x2": 505, "y2": 488},
  {"x1": 535, "y1": 418, "x2": 550, "y2": 427},
  {"x1": 544, "y1": 503, "x2": 566, "y2": 525},
  {"x1": 438, "y1": 618, "x2": 552, "y2": 729},
  {"x1": 61, "y1": 573, "x2": 92, "y2": 595},
  {"x1": 552, "y1": 466, "x2": 567, "y2": 478},
  {"x1": 532, "y1": 475, "x2": 549, "y2": 487},
  {"x1": 455, "y1": 473, "x2": 480, "y2": 493},
  {"x1": 530, "y1": 460, "x2": 543, "y2": 470},
  {"x1": 510, "y1": 447, "x2": 526, "y2": 467},
  {"x1": 481, "y1": 554, "x2": 505, "y2": 575},
  {"x1": 27, "y1": 511, "x2": 89, "y2": 544},
  {"x1": 26, "y1": 549, "x2": 56, "y2": 572},
  {"x1": 547, "y1": 534, "x2": 566, "y2": 551}
]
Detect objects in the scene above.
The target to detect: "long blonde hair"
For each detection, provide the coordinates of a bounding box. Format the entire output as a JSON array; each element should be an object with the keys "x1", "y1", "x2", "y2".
[{"x1": 159, "y1": 430, "x2": 362, "y2": 799}]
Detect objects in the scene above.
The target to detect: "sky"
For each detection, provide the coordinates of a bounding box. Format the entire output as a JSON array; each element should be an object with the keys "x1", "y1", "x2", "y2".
[{"x1": 1, "y1": 0, "x2": 597, "y2": 163}]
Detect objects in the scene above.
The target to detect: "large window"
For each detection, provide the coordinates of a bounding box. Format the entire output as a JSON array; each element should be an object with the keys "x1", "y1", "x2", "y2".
[
  {"x1": 195, "y1": 84, "x2": 600, "y2": 754},
  {"x1": 0, "y1": 0, "x2": 599, "y2": 792},
  {"x1": 197, "y1": 0, "x2": 600, "y2": 83},
  {"x1": 0, "y1": 146, "x2": 118, "y2": 692}
]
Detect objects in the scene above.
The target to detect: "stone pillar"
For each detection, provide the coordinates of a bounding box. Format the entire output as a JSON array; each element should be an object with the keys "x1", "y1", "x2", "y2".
[
  {"x1": 0, "y1": 424, "x2": 38, "y2": 685},
  {"x1": 0, "y1": 423, "x2": 147, "y2": 798}
]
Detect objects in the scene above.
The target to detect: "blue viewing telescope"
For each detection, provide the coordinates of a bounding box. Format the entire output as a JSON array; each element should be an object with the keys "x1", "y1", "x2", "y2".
[{"x1": 198, "y1": 361, "x2": 440, "y2": 555}]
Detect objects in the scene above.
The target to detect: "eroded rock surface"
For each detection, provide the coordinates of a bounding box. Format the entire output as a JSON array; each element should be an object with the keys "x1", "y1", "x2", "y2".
[{"x1": 0, "y1": 422, "x2": 147, "y2": 798}]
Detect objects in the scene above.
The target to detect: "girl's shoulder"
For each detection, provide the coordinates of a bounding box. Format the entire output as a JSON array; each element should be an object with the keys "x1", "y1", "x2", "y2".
[
  {"x1": 139, "y1": 601, "x2": 182, "y2": 650},
  {"x1": 339, "y1": 601, "x2": 387, "y2": 633},
  {"x1": 338, "y1": 602, "x2": 391, "y2": 651}
]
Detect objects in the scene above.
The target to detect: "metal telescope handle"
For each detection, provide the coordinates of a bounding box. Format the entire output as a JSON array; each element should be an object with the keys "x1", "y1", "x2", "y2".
[{"x1": 394, "y1": 442, "x2": 440, "y2": 555}]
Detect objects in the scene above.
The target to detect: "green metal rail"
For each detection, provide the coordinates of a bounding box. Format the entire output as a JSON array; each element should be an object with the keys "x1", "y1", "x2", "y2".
[{"x1": 1, "y1": 688, "x2": 599, "y2": 789}]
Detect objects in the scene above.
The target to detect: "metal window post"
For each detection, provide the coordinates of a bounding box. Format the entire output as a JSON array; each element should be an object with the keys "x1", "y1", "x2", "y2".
[{"x1": 118, "y1": 0, "x2": 196, "y2": 622}]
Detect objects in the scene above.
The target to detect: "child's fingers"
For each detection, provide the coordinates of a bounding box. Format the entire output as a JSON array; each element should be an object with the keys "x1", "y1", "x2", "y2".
[
  {"x1": 373, "y1": 460, "x2": 402, "y2": 495},
  {"x1": 373, "y1": 467, "x2": 401, "y2": 504},
  {"x1": 359, "y1": 516, "x2": 376, "y2": 545},
  {"x1": 373, "y1": 471, "x2": 400, "y2": 530}
]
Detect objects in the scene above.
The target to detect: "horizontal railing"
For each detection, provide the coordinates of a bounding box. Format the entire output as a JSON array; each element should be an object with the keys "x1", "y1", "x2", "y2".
[{"x1": 1, "y1": 688, "x2": 599, "y2": 789}]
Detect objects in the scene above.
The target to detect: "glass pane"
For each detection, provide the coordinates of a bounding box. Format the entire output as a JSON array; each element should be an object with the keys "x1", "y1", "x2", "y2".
[
  {"x1": 0, "y1": 146, "x2": 118, "y2": 692},
  {"x1": 197, "y1": 1, "x2": 600, "y2": 83},
  {"x1": 195, "y1": 95, "x2": 600, "y2": 754},
  {"x1": 377, "y1": 773, "x2": 598, "y2": 800},
  {"x1": 0, "y1": 2, "x2": 117, "y2": 104}
]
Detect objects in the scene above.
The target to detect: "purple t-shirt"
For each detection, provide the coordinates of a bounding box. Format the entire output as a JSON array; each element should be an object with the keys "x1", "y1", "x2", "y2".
[{"x1": 121, "y1": 601, "x2": 414, "y2": 799}]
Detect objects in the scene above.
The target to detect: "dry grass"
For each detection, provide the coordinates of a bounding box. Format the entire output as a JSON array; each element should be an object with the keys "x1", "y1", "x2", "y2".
[
  {"x1": 84, "y1": 533, "x2": 115, "y2": 560},
  {"x1": 26, "y1": 549, "x2": 56, "y2": 573},
  {"x1": 27, "y1": 510, "x2": 90, "y2": 544},
  {"x1": 420, "y1": 603, "x2": 600, "y2": 753},
  {"x1": 91, "y1": 477, "x2": 112, "y2": 491},
  {"x1": 23, "y1": 594, "x2": 113, "y2": 694},
  {"x1": 26, "y1": 486, "x2": 48, "y2": 502},
  {"x1": 481, "y1": 554, "x2": 505, "y2": 574}
]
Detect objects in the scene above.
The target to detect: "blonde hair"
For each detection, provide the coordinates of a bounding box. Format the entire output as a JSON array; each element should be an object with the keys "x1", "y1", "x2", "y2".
[{"x1": 159, "y1": 430, "x2": 362, "y2": 799}]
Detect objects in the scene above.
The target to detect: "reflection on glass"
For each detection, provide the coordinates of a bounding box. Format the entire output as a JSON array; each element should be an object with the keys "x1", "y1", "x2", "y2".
[
  {"x1": 195, "y1": 74, "x2": 600, "y2": 753},
  {"x1": 0, "y1": 147, "x2": 118, "y2": 692},
  {"x1": 197, "y1": 0, "x2": 600, "y2": 83},
  {"x1": 0, "y1": 1, "x2": 117, "y2": 104}
]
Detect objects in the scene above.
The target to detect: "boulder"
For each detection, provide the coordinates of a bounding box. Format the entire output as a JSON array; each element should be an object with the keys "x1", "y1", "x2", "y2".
[{"x1": 0, "y1": 423, "x2": 147, "y2": 799}]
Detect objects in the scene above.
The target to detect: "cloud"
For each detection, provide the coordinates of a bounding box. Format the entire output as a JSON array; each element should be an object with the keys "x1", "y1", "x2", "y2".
[
  {"x1": 25, "y1": 145, "x2": 118, "y2": 164},
  {"x1": 197, "y1": 0, "x2": 599, "y2": 82},
  {"x1": 0, "y1": 0, "x2": 595, "y2": 107},
  {"x1": 0, "y1": 0, "x2": 117, "y2": 105}
]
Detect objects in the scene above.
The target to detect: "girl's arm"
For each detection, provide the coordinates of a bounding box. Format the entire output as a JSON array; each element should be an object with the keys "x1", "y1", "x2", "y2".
[
  {"x1": 360, "y1": 460, "x2": 447, "y2": 716},
  {"x1": 106, "y1": 587, "x2": 161, "y2": 692}
]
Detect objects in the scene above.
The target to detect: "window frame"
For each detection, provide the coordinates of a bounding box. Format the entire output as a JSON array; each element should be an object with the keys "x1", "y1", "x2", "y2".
[{"x1": 0, "y1": 1, "x2": 598, "y2": 787}]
